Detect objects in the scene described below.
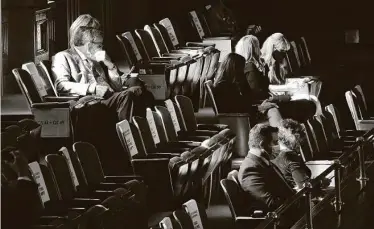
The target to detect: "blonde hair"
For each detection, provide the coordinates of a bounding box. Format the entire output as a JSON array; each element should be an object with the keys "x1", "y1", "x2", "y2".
[
  {"x1": 260, "y1": 33, "x2": 291, "y2": 84},
  {"x1": 235, "y1": 35, "x2": 261, "y2": 62},
  {"x1": 69, "y1": 14, "x2": 101, "y2": 48}
]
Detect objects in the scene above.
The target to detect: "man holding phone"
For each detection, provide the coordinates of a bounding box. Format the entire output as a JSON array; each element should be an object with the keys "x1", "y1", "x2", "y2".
[{"x1": 52, "y1": 14, "x2": 154, "y2": 120}]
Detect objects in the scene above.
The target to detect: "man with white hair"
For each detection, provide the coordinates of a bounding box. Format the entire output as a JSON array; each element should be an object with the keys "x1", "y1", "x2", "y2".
[{"x1": 52, "y1": 14, "x2": 154, "y2": 120}]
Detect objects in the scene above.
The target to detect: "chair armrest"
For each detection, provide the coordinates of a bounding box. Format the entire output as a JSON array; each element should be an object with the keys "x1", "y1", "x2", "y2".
[
  {"x1": 191, "y1": 129, "x2": 218, "y2": 136},
  {"x1": 44, "y1": 96, "x2": 79, "y2": 102},
  {"x1": 196, "y1": 124, "x2": 229, "y2": 131},
  {"x1": 152, "y1": 56, "x2": 180, "y2": 61},
  {"x1": 186, "y1": 42, "x2": 215, "y2": 47},
  {"x1": 71, "y1": 198, "x2": 101, "y2": 208},
  {"x1": 178, "y1": 46, "x2": 204, "y2": 50},
  {"x1": 146, "y1": 153, "x2": 180, "y2": 158},
  {"x1": 94, "y1": 183, "x2": 126, "y2": 191},
  {"x1": 31, "y1": 102, "x2": 71, "y2": 109},
  {"x1": 104, "y1": 175, "x2": 143, "y2": 183},
  {"x1": 203, "y1": 36, "x2": 231, "y2": 40},
  {"x1": 358, "y1": 120, "x2": 374, "y2": 130},
  {"x1": 178, "y1": 135, "x2": 209, "y2": 142},
  {"x1": 217, "y1": 113, "x2": 251, "y2": 117},
  {"x1": 167, "y1": 141, "x2": 201, "y2": 148},
  {"x1": 162, "y1": 53, "x2": 188, "y2": 57}
]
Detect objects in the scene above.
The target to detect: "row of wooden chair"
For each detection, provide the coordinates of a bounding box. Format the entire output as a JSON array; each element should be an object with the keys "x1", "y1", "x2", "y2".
[
  {"x1": 113, "y1": 96, "x2": 236, "y2": 211},
  {"x1": 1, "y1": 121, "x2": 147, "y2": 229}
]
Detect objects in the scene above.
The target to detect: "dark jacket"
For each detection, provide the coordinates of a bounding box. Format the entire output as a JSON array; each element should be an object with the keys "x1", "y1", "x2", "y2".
[
  {"x1": 1, "y1": 179, "x2": 41, "y2": 229},
  {"x1": 244, "y1": 62, "x2": 270, "y2": 101},
  {"x1": 238, "y1": 153, "x2": 295, "y2": 211},
  {"x1": 213, "y1": 79, "x2": 255, "y2": 114},
  {"x1": 272, "y1": 150, "x2": 311, "y2": 189}
]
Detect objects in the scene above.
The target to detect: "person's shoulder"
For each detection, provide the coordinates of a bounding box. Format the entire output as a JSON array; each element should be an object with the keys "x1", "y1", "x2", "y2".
[
  {"x1": 244, "y1": 62, "x2": 256, "y2": 73},
  {"x1": 53, "y1": 49, "x2": 75, "y2": 62},
  {"x1": 281, "y1": 150, "x2": 302, "y2": 162}
]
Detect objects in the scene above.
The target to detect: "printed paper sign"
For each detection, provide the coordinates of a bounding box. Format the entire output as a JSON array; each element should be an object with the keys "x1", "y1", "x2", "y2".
[
  {"x1": 60, "y1": 147, "x2": 79, "y2": 188},
  {"x1": 190, "y1": 11, "x2": 205, "y2": 39},
  {"x1": 160, "y1": 217, "x2": 173, "y2": 229},
  {"x1": 160, "y1": 18, "x2": 179, "y2": 46},
  {"x1": 119, "y1": 120, "x2": 139, "y2": 157},
  {"x1": 138, "y1": 74, "x2": 167, "y2": 100},
  {"x1": 124, "y1": 32, "x2": 142, "y2": 61},
  {"x1": 165, "y1": 100, "x2": 181, "y2": 133},
  {"x1": 184, "y1": 200, "x2": 204, "y2": 229},
  {"x1": 285, "y1": 78, "x2": 310, "y2": 96},
  {"x1": 146, "y1": 108, "x2": 160, "y2": 144},
  {"x1": 28, "y1": 162, "x2": 50, "y2": 204},
  {"x1": 22, "y1": 62, "x2": 48, "y2": 98},
  {"x1": 203, "y1": 39, "x2": 231, "y2": 62},
  {"x1": 32, "y1": 108, "x2": 70, "y2": 138}
]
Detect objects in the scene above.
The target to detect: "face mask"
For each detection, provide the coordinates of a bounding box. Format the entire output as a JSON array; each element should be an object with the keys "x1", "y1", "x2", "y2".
[
  {"x1": 273, "y1": 50, "x2": 286, "y2": 61},
  {"x1": 271, "y1": 144, "x2": 280, "y2": 155}
]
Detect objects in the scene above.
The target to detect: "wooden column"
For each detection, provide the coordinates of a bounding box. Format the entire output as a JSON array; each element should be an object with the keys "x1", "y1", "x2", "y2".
[{"x1": 2, "y1": 0, "x2": 48, "y2": 94}]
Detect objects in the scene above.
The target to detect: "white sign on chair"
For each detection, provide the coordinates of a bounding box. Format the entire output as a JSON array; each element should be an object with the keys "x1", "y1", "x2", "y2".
[
  {"x1": 189, "y1": 11, "x2": 205, "y2": 39},
  {"x1": 160, "y1": 18, "x2": 179, "y2": 46},
  {"x1": 120, "y1": 120, "x2": 139, "y2": 157},
  {"x1": 146, "y1": 108, "x2": 161, "y2": 144},
  {"x1": 60, "y1": 147, "x2": 79, "y2": 189},
  {"x1": 28, "y1": 161, "x2": 50, "y2": 205},
  {"x1": 165, "y1": 100, "x2": 181, "y2": 133}
]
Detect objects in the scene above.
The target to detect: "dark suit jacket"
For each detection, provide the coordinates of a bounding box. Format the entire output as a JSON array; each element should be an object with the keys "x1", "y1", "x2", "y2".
[
  {"x1": 272, "y1": 150, "x2": 311, "y2": 189},
  {"x1": 238, "y1": 153, "x2": 295, "y2": 211},
  {"x1": 244, "y1": 62, "x2": 270, "y2": 101},
  {"x1": 1, "y1": 179, "x2": 41, "y2": 229}
]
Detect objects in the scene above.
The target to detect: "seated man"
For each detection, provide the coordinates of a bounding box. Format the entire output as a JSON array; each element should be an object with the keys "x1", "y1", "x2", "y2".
[
  {"x1": 238, "y1": 123, "x2": 295, "y2": 211},
  {"x1": 2, "y1": 148, "x2": 41, "y2": 229},
  {"x1": 52, "y1": 14, "x2": 154, "y2": 120}
]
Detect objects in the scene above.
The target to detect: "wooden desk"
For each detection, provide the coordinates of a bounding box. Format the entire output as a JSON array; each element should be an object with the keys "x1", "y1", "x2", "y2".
[{"x1": 1, "y1": 94, "x2": 33, "y2": 127}]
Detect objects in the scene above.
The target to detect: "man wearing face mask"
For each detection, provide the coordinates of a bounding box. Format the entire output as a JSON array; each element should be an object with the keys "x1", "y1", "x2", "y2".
[
  {"x1": 52, "y1": 16, "x2": 154, "y2": 120},
  {"x1": 238, "y1": 123, "x2": 296, "y2": 211}
]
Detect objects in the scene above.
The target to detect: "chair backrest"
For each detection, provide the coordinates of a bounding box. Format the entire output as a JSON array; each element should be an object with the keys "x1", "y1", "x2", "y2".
[
  {"x1": 38, "y1": 60, "x2": 58, "y2": 97},
  {"x1": 72, "y1": 142, "x2": 105, "y2": 186},
  {"x1": 184, "y1": 60, "x2": 198, "y2": 96},
  {"x1": 189, "y1": 10, "x2": 206, "y2": 40},
  {"x1": 159, "y1": 18, "x2": 180, "y2": 48},
  {"x1": 12, "y1": 68, "x2": 43, "y2": 105},
  {"x1": 135, "y1": 29, "x2": 160, "y2": 60},
  {"x1": 173, "y1": 210, "x2": 195, "y2": 229},
  {"x1": 220, "y1": 179, "x2": 251, "y2": 219},
  {"x1": 307, "y1": 117, "x2": 329, "y2": 157},
  {"x1": 175, "y1": 95, "x2": 198, "y2": 132},
  {"x1": 21, "y1": 62, "x2": 49, "y2": 99},
  {"x1": 151, "y1": 110, "x2": 169, "y2": 145},
  {"x1": 301, "y1": 123, "x2": 317, "y2": 161},
  {"x1": 154, "y1": 23, "x2": 175, "y2": 53},
  {"x1": 116, "y1": 119, "x2": 148, "y2": 158},
  {"x1": 117, "y1": 34, "x2": 137, "y2": 67},
  {"x1": 159, "y1": 216, "x2": 182, "y2": 229},
  {"x1": 203, "y1": 80, "x2": 218, "y2": 114},
  {"x1": 183, "y1": 199, "x2": 208, "y2": 229},
  {"x1": 45, "y1": 154, "x2": 76, "y2": 201},
  {"x1": 352, "y1": 86, "x2": 368, "y2": 119},
  {"x1": 300, "y1": 37, "x2": 311, "y2": 65},
  {"x1": 168, "y1": 156, "x2": 190, "y2": 199},
  {"x1": 155, "y1": 105, "x2": 179, "y2": 142},
  {"x1": 38, "y1": 163, "x2": 60, "y2": 202},
  {"x1": 145, "y1": 25, "x2": 169, "y2": 56},
  {"x1": 227, "y1": 170, "x2": 239, "y2": 184},
  {"x1": 345, "y1": 90, "x2": 360, "y2": 130},
  {"x1": 325, "y1": 104, "x2": 343, "y2": 136},
  {"x1": 122, "y1": 32, "x2": 144, "y2": 63},
  {"x1": 206, "y1": 51, "x2": 220, "y2": 81},
  {"x1": 132, "y1": 116, "x2": 158, "y2": 152}
]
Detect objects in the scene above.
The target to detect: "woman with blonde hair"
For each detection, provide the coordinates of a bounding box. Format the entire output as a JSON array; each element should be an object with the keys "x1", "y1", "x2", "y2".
[
  {"x1": 235, "y1": 35, "x2": 268, "y2": 101},
  {"x1": 261, "y1": 33, "x2": 291, "y2": 85}
]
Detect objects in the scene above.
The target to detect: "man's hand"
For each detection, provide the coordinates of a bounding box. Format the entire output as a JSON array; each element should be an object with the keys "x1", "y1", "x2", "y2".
[
  {"x1": 95, "y1": 50, "x2": 115, "y2": 70},
  {"x1": 127, "y1": 86, "x2": 143, "y2": 96},
  {"x1": 96, "y1": 85, "x2": 113, "y2": 99},
  {"x1": 258, "y1": 100, "x2": 279, "y2": 114}
]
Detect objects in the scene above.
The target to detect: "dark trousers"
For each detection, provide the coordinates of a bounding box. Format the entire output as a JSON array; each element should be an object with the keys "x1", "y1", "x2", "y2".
[
  {"x1": 101, "y1": 89, "x2": 155, "y2": 121},
  {"x1": 278, "y1": 100, "x2": 316, "y2": 123}
]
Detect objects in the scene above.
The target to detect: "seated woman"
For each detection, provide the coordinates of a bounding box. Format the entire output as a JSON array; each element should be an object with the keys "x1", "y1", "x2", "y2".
[
  {"x1": 259, "y1": 33, "x2": 318, "y2": 123},
  {"x1": 212, "y1": 53, "x2": 282, "y2": 125}
]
